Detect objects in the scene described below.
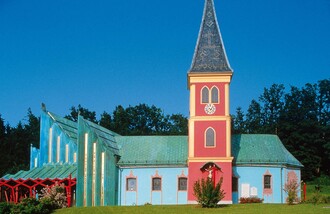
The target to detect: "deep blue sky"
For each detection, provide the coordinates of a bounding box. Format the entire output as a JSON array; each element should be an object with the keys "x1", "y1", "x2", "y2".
[{"x1": 1, "y1": 0, "x2": 329, "y2": 126}]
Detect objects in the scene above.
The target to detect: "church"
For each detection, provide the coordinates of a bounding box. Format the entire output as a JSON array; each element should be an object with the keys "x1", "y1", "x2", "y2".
[{"x1": 0, "y1": 0, "x2": 302, "y2": 206}]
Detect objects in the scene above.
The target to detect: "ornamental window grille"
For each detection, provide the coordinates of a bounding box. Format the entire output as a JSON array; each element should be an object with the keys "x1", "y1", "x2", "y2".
[
  {"x1": 178, "y1": 177, "x2": 187, "y2": 191},
  {"x1": 152, "y1": 177, "x2": 162, "y2": 191}
]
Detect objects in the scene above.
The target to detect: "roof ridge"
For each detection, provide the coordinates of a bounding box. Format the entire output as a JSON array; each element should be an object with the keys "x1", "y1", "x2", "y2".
[
  {"x1": 78, "y1": 116, "x2": 119, "y2": 155},
  {"x1": 47, "y1": 111, "x2": 78, "y2": 143}
]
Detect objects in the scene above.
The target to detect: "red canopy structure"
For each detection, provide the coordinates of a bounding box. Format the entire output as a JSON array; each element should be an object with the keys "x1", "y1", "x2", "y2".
[{"x1": 0, "y1": 164, "x2": 77, "y2": 206}]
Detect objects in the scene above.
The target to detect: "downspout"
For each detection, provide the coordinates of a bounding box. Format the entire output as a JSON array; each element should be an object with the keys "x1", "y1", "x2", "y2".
[
  {"x1": 280, "y1": 167, "x2": 283, "y2": 203},
  {"x1": 119, "y1": 168, "x2": 123, "y2": 205}
]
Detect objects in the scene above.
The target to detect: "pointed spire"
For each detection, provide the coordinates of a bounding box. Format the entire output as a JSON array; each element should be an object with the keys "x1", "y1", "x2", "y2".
[{"x1": 189, "y1": 0, "x2": 232, "y2": 73}]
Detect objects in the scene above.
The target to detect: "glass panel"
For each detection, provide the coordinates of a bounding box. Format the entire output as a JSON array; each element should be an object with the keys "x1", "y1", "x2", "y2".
[
  {"x1": 211, "y1": 87, "x2": 219, "y2": 103},
  {"x1": 178, "y1": 177, "x2": 187, "y2": 191},
  {"x1": 202, "y1": 87, "x2": 209, "y2": 103},
  {"x1": 264, "y1": 175, "x2": 271, "y2": 189},
  {"x1": 206, "y1": 128, "x2": 215, "y2": 147},
  {"x1": 152, "y1": 178, "x2": 161, "y2": 191},
  {"x1": 127, "y1": 178, "x2": 137, "y2": 191}
]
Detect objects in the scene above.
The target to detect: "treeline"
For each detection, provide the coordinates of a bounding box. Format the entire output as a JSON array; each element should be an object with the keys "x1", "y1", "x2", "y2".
[
  {"x1": 64, "y1": 103, "x2": 188, "y2": 136},
  {"x1": 0, "y1": 104, "x2": 188, "y2": 177},
  {"x1": 232, "y1": 79, "x2": 330, "y2": 181},
  {"x1": 1, "y1": 79, "x2": 329, "y2": 181},
  {"x1": 0, "y1": 109, "x2": 39, "y2": 177}
]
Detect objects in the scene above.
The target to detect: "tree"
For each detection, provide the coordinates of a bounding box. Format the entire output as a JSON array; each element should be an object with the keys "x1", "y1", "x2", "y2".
[
  {"x1": 109, "y1": 104, "x2": 188, "y2": 136},
  {"x1": 232, "y1": 79, "x2": 330, "y2": 180},
  {"x1": 110, "y1": 105, "x2": 130, "y2": 135},
  {"x1": 0, "y1": 109, "x2": 40, "y2": 176},
  {"x1": 0, "y1": 114, "x2": 5, "y2": 142},
  {"x1": 232, "y1": 107, "x2": 246, "y2": 134},
  {"x1": 278, "y1": 84, "x2": 322, "y2": 179},
  {"x1": 65, "y1": 105, "x2": 98, "y2": 123},
  {"x1": 259, "y1": 84, "x2": 285, "y2": 134},
  {"x1": 316, "y1": 79, "x2": 330, "y2": 175},
  {"x1": 24, "y1": 108, "x2": 40, "y2": 148},
  {"x1": 126, "y1": 104, "x2": 165, "y2": 135},
  {"x1": 245, "y1": 100, "x2": 263, "y2": 133},
  {"x1": 4, "y1": 122, "x2": 30, "y2": 175},
  {"x1": 0, "y1": 115, "x2": 9, "y2": 177},
  {"x1": 164, "y1": 114, "x2": 188, "y2": 135},
  {"x1": 99, "y1": 111, "x2": 112, "y2": 130}
]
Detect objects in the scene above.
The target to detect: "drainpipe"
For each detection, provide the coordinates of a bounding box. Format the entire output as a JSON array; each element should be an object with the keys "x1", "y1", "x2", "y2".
[
  {"x1": 280, "y1": 167, "x2": 283, "y2": 203},
  {"x1": 119, "y1": 168, "x2": 123, "y2": 205}
]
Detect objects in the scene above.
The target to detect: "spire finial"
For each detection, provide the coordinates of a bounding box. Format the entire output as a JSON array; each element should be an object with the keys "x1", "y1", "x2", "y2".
[{"x1": 41, "y1": 103, "x2": 46, "y2": 111}]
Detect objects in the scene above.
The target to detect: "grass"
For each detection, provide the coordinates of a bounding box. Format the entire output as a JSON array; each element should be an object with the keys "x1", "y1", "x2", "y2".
[
  {"x1": 54, "y1": 204, "x2": 330, "y2": 214},
  {"x1": 54, "y1": 183, "x2": 330, "y2": 214},
  {"x1": 306, "y1": 183, "x2": 330, "y2": 198}
]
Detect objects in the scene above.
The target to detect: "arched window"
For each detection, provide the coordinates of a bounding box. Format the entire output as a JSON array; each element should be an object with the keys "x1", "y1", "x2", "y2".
[
  {"x1": 205, "y1": 127, "x2": 215, "y2": 147},
  {"x1": 201, "y1": 87, "x2": 209, "y2": 103},
  {"x1": 211, "y1": 86, "x2": 219, "y2": 103}
]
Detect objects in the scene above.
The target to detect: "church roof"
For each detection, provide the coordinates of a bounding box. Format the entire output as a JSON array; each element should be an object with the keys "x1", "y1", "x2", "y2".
[
  {"x1": 116, "y1": 136, "x2": 187, "y2": 166},
  {"x1": 47, "y1": 111, "x2": 78, "y2": 143},
  {"x1": 79, "y1": 116, "x2": 120, "y2": 156},
  {"x1": 189, "y1": 0, "x2": 232, "y2": 73},
  {"x1": 1, "y1": 164, "x2": 77, "y2": 180},
  {"x1": 232, "y1": 134, "x2": 303, "y2": 167},
  {"x1": 115, "y1": 134, "x2": 302, "y2": 168}
]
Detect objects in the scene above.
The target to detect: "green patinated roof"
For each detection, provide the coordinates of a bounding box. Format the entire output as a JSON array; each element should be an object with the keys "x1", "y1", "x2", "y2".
[
  {"x1": 116, "y1": 134, "x2": 302, "y2": 168},
  {"x1": 2, "y1": 164, "x2": 77, "y2": 180},
  {"x1": 48, "y1": 111, "x2": 78, "y2": 143},
  {"x1": 232, "y1": 134, "x2": 303, "y2": 167},
  {"x1": 116, "y1": 136, "x2": 188, "y2": 166},
  {"x1": 81, "y1": 117, "x2": 120, "y2": 155}
]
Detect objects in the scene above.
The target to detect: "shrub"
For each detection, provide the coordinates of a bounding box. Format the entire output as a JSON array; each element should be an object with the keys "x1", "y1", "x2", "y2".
[
  {"x1": 10, "y1": 197, "x2": 42, "y2": 214},
  {"x1": 284, "y1": 173, "x2": 299, "y2": 205},
  {"x1": 0, "y1": 202, "x2": 14, "y2": 214},
  {"x1": 144, "y1": 202, "x2": 152, "y2": 206},
  {"x1": 239, "y1": 197, "x2": 264, "y2": 203},
  {"x1": 193, "y1": 177, "x2": 225, "y2": 208},
  {"x1": 39, "y1": 182, "x2": 67, "y2": 208},
  {"x1": 307, "y1": 191, "x2": 330, "y2": 204}
]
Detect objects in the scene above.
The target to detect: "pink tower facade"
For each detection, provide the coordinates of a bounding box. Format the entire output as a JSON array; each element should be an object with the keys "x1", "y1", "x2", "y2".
[{"x1": 187, "y1": 0, "x2": 233, "y2": 204}]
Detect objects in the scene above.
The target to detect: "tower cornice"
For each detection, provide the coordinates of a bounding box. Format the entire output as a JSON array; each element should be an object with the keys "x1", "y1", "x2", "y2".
[{"x1": 187, "y1": 72, "x2": 233, "y2": 89}]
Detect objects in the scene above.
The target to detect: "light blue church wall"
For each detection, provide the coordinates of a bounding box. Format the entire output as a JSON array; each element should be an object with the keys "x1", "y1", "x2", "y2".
[
  {"x1": 118, "y1": 167, "x2": 188, "y2": 205},
  {"x1": 233, "y1": 166, "x2": 301, "y2": 203}
]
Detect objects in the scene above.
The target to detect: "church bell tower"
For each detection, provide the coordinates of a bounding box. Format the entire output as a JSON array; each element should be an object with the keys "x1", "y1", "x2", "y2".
[{"x1": 187, "y1": 0, "x2": 233, "y2": 204}]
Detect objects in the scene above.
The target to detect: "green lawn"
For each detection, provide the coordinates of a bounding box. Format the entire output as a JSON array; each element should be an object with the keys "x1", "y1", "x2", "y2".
[
  {"x1": 54, "y1": 204, "x2": 330, "y2": 214},
  {"x1": 306, "y1": 184, "x2": 330, "y2": 197}
]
